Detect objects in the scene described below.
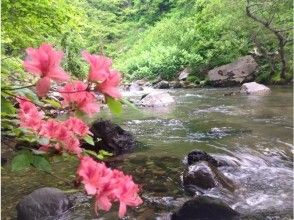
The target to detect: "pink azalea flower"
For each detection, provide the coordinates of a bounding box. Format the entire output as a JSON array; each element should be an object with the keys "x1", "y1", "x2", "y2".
[
  {"x1": 77, "y1": 156, "x2": 142, "y2": 218},
  {"x1": 60, "y1": 81, "x2": 100, "y2": 116},
  {"x1": 82, "y1": 51, "x2": 112, "y2": 83},
  {"x1": 63, "y1": 117, "x2": 91, "y2": 137},
  {"x1": 39, "y1": 119, "x2": 60, "y2": 138},
  {"x1": 116, "y1": 175, "x2": 143, "y2": 218},
  {"x1": 24, "y1": 43, "x2": 69, "y2": 97},
  {"x1": 96, "y1": 70, "x2": 122, "y2": 99},
  {"x1": 62, "y1": 136, "x2": 82, "y2": 155},
  {"x1": 17, "y1": 98, "x2": 44, "y2": 131}
]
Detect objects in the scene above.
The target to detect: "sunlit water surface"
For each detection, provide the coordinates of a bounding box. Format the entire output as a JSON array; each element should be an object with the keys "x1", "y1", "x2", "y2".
[{"x1": 2, "y1": 86, "x2": 293, "y2": 219}]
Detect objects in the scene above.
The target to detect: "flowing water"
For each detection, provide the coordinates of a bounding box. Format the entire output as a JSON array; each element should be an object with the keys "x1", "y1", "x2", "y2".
[{"x1": 2, "y1": 86, "x2": 293, "y2": 219}]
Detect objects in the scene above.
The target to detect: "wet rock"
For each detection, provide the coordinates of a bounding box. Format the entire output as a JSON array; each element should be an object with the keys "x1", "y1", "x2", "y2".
[
  {"x1": 82, "y1": 120, "x2": 137, "y2": 155},
  {"x1": 183, "y1": 161, "x2": 217, "y2": 190},
  {"x1": 139, "y1": 92, "x2": 175, "y2": 107},
  {"x1": 208, "y1": 55, "x2": 258, "y2": 87},
  {"x1": 187, "y1": 150, "x2": 219, "y2": 167},
  {"x1": 128, "y1": 82, "x2": 144, "y2": 92},
  {"x1": 16, "y1": 187, "x2": 72, "y2": 220},
  {"x1": 171, "y1": 196, "x2": 240, "y2": 220},
  {"x1": 144, "y1": 196, "x2": 189, "y2": 210},
  {"x1": 178, "y1": 68, "x2": 191, "y2": 81},
  {"x1": 154, "y1": 80, "x2": 170, "y2": 89},
  {"x1": 240, "y1": 82, "x2": 271, "y2": 95},
  {"x1": 183, "y1": 151, "x2": 236, "y2": 193}
]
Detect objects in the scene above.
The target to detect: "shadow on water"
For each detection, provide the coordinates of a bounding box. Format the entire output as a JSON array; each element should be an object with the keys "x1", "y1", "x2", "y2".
[{"x1": 1, "y1": 86, "x2": 293, "y2": 219}]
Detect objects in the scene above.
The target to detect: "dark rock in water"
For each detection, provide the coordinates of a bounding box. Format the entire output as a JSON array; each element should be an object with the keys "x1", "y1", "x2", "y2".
[
  {"x1": 154, "y1": 80, "x2": 170, "y2": 89},
  {"x1": 16, "y1": 187, "x2": 72, "y2": 220},
  {"x1": 83, "y1": 120, "x2": 137, "y2": 155},
  {"x1": 184, "y1": 151, "x2": 237, "y2": 193},
  {"x1": 183, "y1": 161, "x2": 217, "y2": 190},
  {"x1": 171, "y1": 196, "x2": 240, "y2": 220},
  {"x1": 187, "y1": 150, "x2": 219, "y2": 167}
]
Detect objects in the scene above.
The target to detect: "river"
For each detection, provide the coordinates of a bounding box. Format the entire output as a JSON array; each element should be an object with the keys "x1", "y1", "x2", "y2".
[{"x1": 2, "y1": 86, "x2": 293, "y2": 219}]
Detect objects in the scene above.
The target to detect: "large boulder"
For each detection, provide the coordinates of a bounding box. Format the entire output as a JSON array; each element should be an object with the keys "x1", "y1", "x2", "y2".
[
  {"x1": 240, "y1": 82, "x2": 271, "y2": 95},
  {"x1": 139, "y1": 92, "x2": 175, "y2": 107},
  {"x1": 178, "y1": 68, "x2": 191, "y2": 81},
  {"x1": 16, "y1": 187, "x2": 72, "y2": 220},
  {"x1": 154, "y1": 80, "x2": 170, "y2": 89},
  {"x1": 171, "y1": 196, "x2": 240, "y2": 220},
  {"x1": 208, "y1": 55, "x2": 258, "y2": 87},
  {"x1": 82, "y1": 120, "x2": 137, "y2": 155}
]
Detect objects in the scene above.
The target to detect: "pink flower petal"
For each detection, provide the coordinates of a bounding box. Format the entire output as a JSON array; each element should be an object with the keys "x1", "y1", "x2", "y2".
[
  {"x1": 118, "y1": 202, "x2": 127, "y2": 218},
  {"x1": 36, "y1": 77, "x2": 51, "y2": 97}
]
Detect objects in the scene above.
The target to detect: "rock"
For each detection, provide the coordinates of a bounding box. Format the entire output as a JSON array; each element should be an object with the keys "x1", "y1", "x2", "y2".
[
  {"x1": 178, "y1": 68, "x2": 191, "y2": 81},
  {"x1": 183, "y1": 151, "x2": 236, "y2": 193},
  {"x1": 171, "y1": 196, "x2": 240, "y2": 220},
  {"x1": 128, "y1": 82, "x2": 143, "y2": 92},
  {"x1": 139, "y1": 91, "x2": 175, "y2": 107},
  {"x1": 154, "y1": 80, "x2": 170, "y2": 89},
  {"x1": 82, "y1": 120, "x2": 137, "y2": 155},
  {"x1": 187, "y1": 150, "x2": 219, "y2": 167},
  {"x1": 240, "y1": 82, "x2": 271, "y2": 95},
  {"x1": 134, "y1": 79, "x2": 148, "y2": 86},
  {"x1": 208, "y1": 55, "x2": 258, "y2": 87},
  {"x1": 16, "y1": 187, "x2": 72, "y2": 220},
  {"x1": 144, "y1": 81, "x2": 152, "y2": 87},
  {"x1": 183, "y1": 161, "x2": 217, "y2": 190},
  {"x1": 199, "y1": 80, "x2": 206, "y2": 87},
  {"x1": 170, "y1": 81, "x2": 183, "y2": 89}
]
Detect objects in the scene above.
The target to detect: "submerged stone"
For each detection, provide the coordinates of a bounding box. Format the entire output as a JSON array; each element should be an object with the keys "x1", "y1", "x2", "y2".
[
  {"x1": 171, "y1": 196, "x2": 240, "y2": 220},
  {"x1": 16, "y1": 187, "x2": 72, "y2": 220}
]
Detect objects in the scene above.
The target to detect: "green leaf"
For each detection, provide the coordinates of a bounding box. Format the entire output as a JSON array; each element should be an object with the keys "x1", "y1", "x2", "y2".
[
  {"x1": 98, "y1": 150, "x2": 113, "y2": 157},
  {"x1": 31, "y1": 155, "x2": 51, "y2": 172},
  {"x1": 15, "y1": 88, "x2": 42, "y2": 105},
  {"x1": 83, "y1": 149, "x2": 104, "y2": 160},
  {"x1": 121, "y1": 98, "x2": 139, "y2": 111},
  {"x1": 84, "y1": 135, "x2": 95, "y2": 146},
  {"x1": 11, "y1": 153, "x2": 31, "y2": 171},
  {"x1": 106, "y1": 96, "x2": 122, "y2": 116},
  {"x1": 1, "y1": 96, "x2": 16, "y2": 114},
  {"x1": 44, "y1": 98, "x2": 61, "y2": 108}
]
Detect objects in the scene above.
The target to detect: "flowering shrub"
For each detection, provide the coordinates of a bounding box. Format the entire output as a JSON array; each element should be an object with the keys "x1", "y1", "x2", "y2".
[{"x1": 6, "y1": 43, "x2": 142, "y2": 218}]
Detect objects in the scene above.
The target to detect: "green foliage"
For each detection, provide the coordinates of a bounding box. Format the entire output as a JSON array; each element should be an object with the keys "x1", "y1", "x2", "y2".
[
  {"x1": 84, "y1": 149, "x2": 113, "y2": 160},
  {"x1": 11, "y1": 150, "x2": 51, "y2": 172},
  {"x1": 83, "y1": 135, "x2": 95, "y2": 146},
  {"x1": 106, "y1": 96, "x2": 122, "y2": 116},
  {"x1": 1, "y1": 0, "x2": 292, "y2": 82},
  {"x1": 1, "y1": 95, "x2": 16, "y2": 114},
  {"x1": 115, "y1": 0, "x2": 252, "y2": 80}
]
